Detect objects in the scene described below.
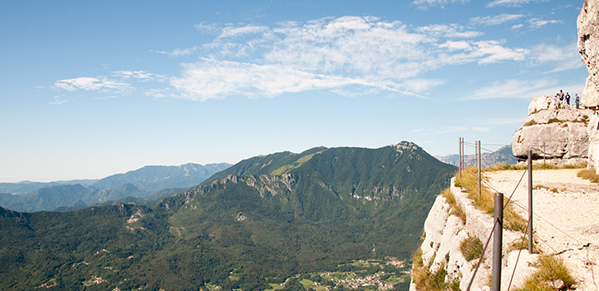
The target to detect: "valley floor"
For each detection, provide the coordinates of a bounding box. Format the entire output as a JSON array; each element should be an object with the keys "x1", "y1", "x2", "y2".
[{"x1": 486, "y1": 169, "x2": 599, "y2": 290}]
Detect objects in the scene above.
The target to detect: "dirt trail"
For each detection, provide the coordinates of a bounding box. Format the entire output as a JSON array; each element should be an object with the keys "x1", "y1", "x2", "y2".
[{"x1": 486, "y1": 169, "x2": 599, "y2": 290}]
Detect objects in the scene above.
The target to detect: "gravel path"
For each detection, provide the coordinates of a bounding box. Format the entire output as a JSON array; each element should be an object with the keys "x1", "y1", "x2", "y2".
[{"x1": 485, "y1": 169, "x2": 599, "y2": 290}]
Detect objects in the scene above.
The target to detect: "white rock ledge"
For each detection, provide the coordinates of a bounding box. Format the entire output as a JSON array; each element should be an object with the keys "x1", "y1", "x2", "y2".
[{"x1": 410, "y1": 178, "x2": 538, "y2": 291}]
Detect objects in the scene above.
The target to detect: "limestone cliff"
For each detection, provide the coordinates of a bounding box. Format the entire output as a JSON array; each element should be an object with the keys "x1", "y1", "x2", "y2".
[
  {"x1": 410, "y1": 179, "x2": 538, "y2": 291},
  {"x1": 578, "y1": 0, "x2": 599, "y2": 108},
  {"x1": 511, "y1": 96, "x2": 592, "y2": 164},
  {"x1": 578, "y1": 0, "x2": 599, "y2": 170}
]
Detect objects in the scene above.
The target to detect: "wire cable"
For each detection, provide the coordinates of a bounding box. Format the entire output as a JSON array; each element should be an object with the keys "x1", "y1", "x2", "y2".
[
  {"x1": 466, "y1": 220, "x2": 497, "y2": 291},
  {"x1": 506, "y1": 219, "x2": 531, "y2": 291}
]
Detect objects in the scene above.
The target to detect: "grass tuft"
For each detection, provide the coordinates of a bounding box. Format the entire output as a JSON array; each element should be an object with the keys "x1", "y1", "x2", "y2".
[
  {"x1": 506, "y1": 237, "x2": 538, "y2": 253},
  {"x1": 455, "y1": 167, "x2": 527, "y2": 232},
  {"x1": 412, "y1": 248, "x2": 461, "y2": 291},
  {"x1": 460, "y1": 235, "x2": 483, "y2": 262},
  {"x1": 524, "y1": 120, "x2": 538, "y2": 127},
  {"x1": 513, "y1": 255, "x2": 575, "y2": 291},
  {"x1": 441, "y1": 188, "x2": 466, "y2": 224},
  {"x1": 577, "y1": 169, "x2": 599, "y2": 183}
]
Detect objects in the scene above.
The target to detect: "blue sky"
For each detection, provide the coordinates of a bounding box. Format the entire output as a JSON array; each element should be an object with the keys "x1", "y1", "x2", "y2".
[{"x1": 0, "y1": 0, "x2": 587, "y2": 182}]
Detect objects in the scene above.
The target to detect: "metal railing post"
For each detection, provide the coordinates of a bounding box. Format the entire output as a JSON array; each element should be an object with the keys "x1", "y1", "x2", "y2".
[
  {"x1": 478, "y1": 140, "x2": 481, "y2": 201},
  {"x1": 459, "y1": 137, "x2": 462, "y2": 179},
  {"x1": 492, "y1": 192, "x2": 503, "y2": 291},
  {"x1": 528, "y1": 149, "x2": 533, "y2": 253}
]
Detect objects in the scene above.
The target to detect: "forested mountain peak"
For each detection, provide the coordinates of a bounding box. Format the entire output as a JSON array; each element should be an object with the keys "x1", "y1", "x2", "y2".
[{"x1": 0, "y1": 142, "x2": 456, "y2": 290}]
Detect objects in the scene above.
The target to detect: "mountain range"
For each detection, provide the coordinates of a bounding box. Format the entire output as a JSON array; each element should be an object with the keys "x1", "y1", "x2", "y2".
[
  {"x1": 435, "y1": 145, "x2": 518, "y2": 168},
  {"x1": 0, "y1": 142, "x2": 456, "y2": 290},
  {"x1": 0, "y1": 163, "x2": 231, "y2": 212}
]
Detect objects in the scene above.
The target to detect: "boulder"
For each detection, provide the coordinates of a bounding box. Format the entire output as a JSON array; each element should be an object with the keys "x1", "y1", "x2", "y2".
[{"x1": 512, "y1": 96, "x2": 592, "y2": 161}]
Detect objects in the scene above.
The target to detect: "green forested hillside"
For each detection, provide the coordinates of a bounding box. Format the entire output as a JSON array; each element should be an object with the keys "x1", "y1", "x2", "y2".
[{"x1": 0, "y1": 142, "x2": 455, "y2": 290}]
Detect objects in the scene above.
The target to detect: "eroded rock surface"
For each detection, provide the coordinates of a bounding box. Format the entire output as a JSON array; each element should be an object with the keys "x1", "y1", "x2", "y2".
[
  {"x1": 578, "y1": 0, "x2": 599, "y2": 108},
  {"x1": 578, "y1": 0, "x2": 599, "y2": 171},
  {"x1": 512, "y1": 96, "x2": 592, "y2": 163},
  {"x1": 410, "y1": 179, "x2": 534, "y2": 291}
]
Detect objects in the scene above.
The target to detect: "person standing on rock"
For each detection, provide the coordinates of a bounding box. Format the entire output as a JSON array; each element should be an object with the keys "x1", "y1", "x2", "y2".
[
  {"x1": 566, "y1": 92, "x2": 571, "y2": 105},
  {"x1": 559, "y1": 90, "x2": 564, "y2": 101},
  {"x1": 576, "y1": 94, "x2": 580, "y2": 109}
]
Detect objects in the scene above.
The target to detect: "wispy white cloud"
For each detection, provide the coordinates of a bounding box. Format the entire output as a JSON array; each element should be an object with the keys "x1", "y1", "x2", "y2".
[
  {"x1": 145, "y1": 88, "x2": 171, "y2": 99},
  {"x1": 530, "y1": 43, "x2": 584, "y2": 72},
  {"x1": 435, "y1": 40, "x2": 528, "y2": 65},
  {"x1": 436, "y1": 126, "x2": 469, "y2": 134},
  {"x1": 527, "y1": 18, "x2": 561, "y2": 29},
  {"x1": 470, "y1": 14, "x2": 525, "y2": 26},
  {"x1": 511, "y1": 24, "x2": 524, "y2": 30},
  {"x1": 49, "y1": 95, "x2": 68, "y2": 105},
  {"x1": 55, "y1": 77, "x2": 132, "y2": 93},
  {"x1": 55, "y1": 71, "x2": 167, "y2": 96},
  {"x1": 151, "y1": 47, "x2": 201, "y2": 57},
  {"x1": 194, "y1": 23, "x2": 219, "y2": 33},
  {"x1": 412, "y1": 0, "x2": 469, "y2": 8},
  {"x1": 113, "y1": 70, "x2": 167, "y2": 82},
  {"x1": 170, "y1": 58, "x2": 431, "y2": 101},
  {"x1": 58, "y1": 16, "x2": 530, "y2": 101},
  {"x1": 487, "y1": 0, "x2": 545, "y2": 8},
  {"x1": 471, "y1": 41, "x2": 528, "y2": 64},
  {"x1": 165, "y1": 16, "x2": 528, "y2": 101},
  {"x1": 415, "y1": 24, "x2": 483, "y2": 38},
  {"x1": 466, "y1": 79, "x2": 557, "y2": 100},
  {"x1": 218, "y1": 24, "x2": 269, "y2": 38}
]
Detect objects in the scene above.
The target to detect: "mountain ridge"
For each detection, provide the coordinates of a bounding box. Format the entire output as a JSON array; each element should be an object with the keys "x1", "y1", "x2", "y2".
[
  {"x1": 435, "y1": 145, "x2": 518, "y2": 168},
  {"x1": 0, "y1": 141, "x2": 456, "y2": 290},
  {"x1": 0, "y1": 162, "x2": 231, "y2": 212}
]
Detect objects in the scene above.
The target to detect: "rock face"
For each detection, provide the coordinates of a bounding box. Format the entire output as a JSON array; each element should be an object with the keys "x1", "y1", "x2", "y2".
[
  {"x1": 578, "y1": 0, "x2": 599, "y2": 171},
  {"x1": 512, "y1": 96, "x2": 592, "y2": 163},
  {"x1": 578, "y1": 0, "x2": 599, "y2": 108},
  {"x1": 410, "y1": 179, "x2": 537, "y2": 291}
]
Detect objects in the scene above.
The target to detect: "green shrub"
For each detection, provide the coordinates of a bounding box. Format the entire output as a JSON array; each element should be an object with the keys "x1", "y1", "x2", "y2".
[
  {"x1": 460, "y1": 236, "x2": 483, "y2": 262},
  {"x1": 454, "y1": 167, "x2": 527, "y2": 232}
]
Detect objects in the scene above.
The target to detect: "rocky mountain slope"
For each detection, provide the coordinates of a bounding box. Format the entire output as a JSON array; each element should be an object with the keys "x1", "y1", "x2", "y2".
[
  {"x1": 0, "y1": 142, "x2": 455, "y2": 290},
  {"x1": 0, "y1": 162, "x2": 231, "y2": 212},
  {"x1": 91, "y1": 163, "x2": 231, "y2": 192}
]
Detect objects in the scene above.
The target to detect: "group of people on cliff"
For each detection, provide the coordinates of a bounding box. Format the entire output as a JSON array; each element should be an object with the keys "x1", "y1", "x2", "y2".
[{"x1": 555, "y1": 89, "x2": 581, "y2": 109}]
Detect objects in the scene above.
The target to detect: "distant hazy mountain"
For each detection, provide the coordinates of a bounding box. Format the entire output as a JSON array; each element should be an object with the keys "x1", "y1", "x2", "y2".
[
  {"x1": 0, "y1": 142, "x2": 455, "y2": 290},
  {"x1": 0, "y1": 179, "x2": 97, "y2": 196},
  {"x1": 91, "y1": 163, "x2": 232, "y2": 192},
  {"x1": 0, "y1": 163, "x2": 231, "y2": 212},
  {"x1": 436, "y1": 145, "x2": 517, "y2": 168},
  {"x1": 0, "y1": 184, "x2": 144, "y2": 212}
]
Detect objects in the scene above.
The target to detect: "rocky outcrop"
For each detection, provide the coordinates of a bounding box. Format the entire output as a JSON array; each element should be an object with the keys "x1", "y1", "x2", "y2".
[
  {"x1": 410, "y1": 179, "x2": 537, "y2": 291},
  {"x1": 578, "y1": 0, "x2": 599, "y2": 108},
  {"x1": 578, "y1": 0, "x2": 599, "y2": 171},
  {"x1": 512, "y1": 96, "x2": 592, "y2": 164}
]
